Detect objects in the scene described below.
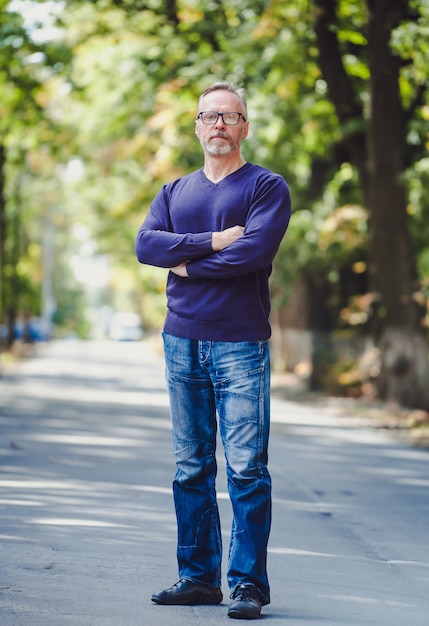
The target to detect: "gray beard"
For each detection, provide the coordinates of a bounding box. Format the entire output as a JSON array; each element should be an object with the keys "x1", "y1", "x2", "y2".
[
  {"x1": 199, "y1": 131, "x2": 241, "y2": 155},
  {"x1": 203, "y1": 142, "x2": 233, "y2": 156}
]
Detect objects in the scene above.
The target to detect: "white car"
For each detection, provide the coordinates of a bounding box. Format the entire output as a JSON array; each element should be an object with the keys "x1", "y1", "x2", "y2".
[{"x1": 108, "y1": 312, "x2": 143, "y2": 341}]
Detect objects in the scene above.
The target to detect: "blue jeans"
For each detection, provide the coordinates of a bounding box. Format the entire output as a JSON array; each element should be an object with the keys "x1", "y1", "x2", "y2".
[{"x1": 162, "y1": 332, "x2": 272, "y2": 605}]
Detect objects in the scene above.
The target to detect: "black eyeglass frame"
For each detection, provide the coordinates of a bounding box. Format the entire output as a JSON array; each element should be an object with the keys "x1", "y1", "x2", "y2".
[{"x1": 196, "y1": 111, "x2": 247, "y2": 125}]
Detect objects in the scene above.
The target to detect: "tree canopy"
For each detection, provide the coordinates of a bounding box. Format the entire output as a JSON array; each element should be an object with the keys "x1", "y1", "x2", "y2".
[{"x1": 1, "y1": 0, "x2": 429, "y2": 406}]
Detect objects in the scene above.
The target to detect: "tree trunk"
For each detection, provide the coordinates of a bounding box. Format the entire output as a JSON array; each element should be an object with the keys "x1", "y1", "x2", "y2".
[
  {"x1": 313, "y1": 0, "x2": 369, "y2": 197},
  {"x1": 366, "y1": 0, "x2": 429, "y2": 408},
  {"x1": 314, "y1": 0, "x2": 429, "y2": 409},
  {"x1": 0, "y1": 143, "x2": 5, "y2": 327}
]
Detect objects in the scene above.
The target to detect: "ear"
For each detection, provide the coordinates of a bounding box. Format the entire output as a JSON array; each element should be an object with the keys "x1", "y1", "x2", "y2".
[
  {"x1": 195, "y1": 120, "x2": 200, "y2": 137},
  {"x1": 241, "y1": 122, "x2": 249, "y2": 140}
]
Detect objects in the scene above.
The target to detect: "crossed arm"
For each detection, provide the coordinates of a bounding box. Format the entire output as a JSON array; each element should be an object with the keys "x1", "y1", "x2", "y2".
[{"x1": 170, "y1": 225, "x2": 244, "y2": 277}]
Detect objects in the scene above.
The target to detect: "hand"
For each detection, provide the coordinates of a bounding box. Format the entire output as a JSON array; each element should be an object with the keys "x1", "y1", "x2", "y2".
[
  {"x1": 170, "y1": 262, "x2": 188, "y2": 277},
  {"x1": 212, "y1": 225, "x2": 244, "y2": 251}
]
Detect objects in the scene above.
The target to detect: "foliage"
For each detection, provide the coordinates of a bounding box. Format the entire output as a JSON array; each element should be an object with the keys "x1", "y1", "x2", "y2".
[
  {"x1": 1, "y1": 0, "x2": 429, "y2": 405},
  {"x1": 0, "y1": 0, "x2": 75, "y2": 343}
]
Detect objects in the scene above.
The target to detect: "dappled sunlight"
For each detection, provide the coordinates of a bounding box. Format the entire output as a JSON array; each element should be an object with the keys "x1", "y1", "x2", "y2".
[
  {"x1": 1, "y1": 471, "x2": 178, "y2": 546},
  {"x1": 133, "y1": 484, "x2": 172, "y2": 496},
  {"x1": 317, "y1": 593, "x2": 413, "y2": 608},
  {"x1": 23, "y1": 433, "x2": 148, "y2": 447},
  {"x1": 270, "y1": 547, "x2": 342, "y2": 559},
  {"x1": 0, "y1": 341, "x2": 179, "y2": 553},
  {"x1": 272, "y1": 495, "x2": 349, "y2": 513},
  {"x1": 380, "y1": 448, "x2": 429, "y2": 462},
  {"x1": 0, "y1": 478, "x2": 93, "y2": 490},
  {"x1": 2, "y1": 340, "x2": 429, "y2": 625},
  {"x1": 0, "y1": 498, "x2": 43, "y2": 506},
  {"x1": 30, "y1": 518, "x2": 131, "y2": 528},
  {"x1": 271, "y1": 397, "x2": 399, "y2": 446},
  {"x1": 282, "y1": 424, "x2": 389, "y2": 445},
  {"x1": 269, "y1": 546, "x2": 429, "y2": 569},
  {"x1": 5, "y1": 380, "x2": 170, "y2": 408},
  {"x1": 396, "y1": 477, "x2": 429, "y2": 487},
  {"x1": 360, "y1": 462, "x2": 429, "y2": 489}
]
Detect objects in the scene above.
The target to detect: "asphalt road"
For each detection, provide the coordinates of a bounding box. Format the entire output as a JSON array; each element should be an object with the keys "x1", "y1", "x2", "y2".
[{"x1": 1, "y1": 339, "x2": 428, "y2": 625}]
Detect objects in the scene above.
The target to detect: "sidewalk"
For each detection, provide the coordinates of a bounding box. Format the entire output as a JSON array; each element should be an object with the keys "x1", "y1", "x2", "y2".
[{"x1": 1, "y1": 340, "x2": 429, "y2": 625}]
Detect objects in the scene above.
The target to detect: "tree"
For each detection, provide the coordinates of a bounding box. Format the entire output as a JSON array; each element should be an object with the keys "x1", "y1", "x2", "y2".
[
  {"x1": 0, "y1": 0, "x2": 75, "y2": 344},
  {"x1": 59, "y1": 0, "x2": 429, "y2": 407},
  {"x1": 0, "y1": 1, "x2": 44, "y2": 344},
  {"x1": 6, "y1": 0, "x2": 428, "y2": 408},
  {"x1": 312, "y1": 0, "x2": 429, "y2": 407}
]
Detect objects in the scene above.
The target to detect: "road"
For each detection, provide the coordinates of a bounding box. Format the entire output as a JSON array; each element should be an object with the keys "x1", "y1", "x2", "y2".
[{"x1": 1, "y1": 339, "x2": 429, "y2": 625}]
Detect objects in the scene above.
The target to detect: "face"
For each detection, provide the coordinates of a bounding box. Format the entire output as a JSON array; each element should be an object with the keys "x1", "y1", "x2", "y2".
[{"x1": 195, "y1": 89, "x2": 249, "y2": 156}]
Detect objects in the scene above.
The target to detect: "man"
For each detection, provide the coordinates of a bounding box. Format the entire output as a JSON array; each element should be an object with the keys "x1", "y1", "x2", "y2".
[{"x1": 136, "y1": 81, "x2": 291, "y2": 619}]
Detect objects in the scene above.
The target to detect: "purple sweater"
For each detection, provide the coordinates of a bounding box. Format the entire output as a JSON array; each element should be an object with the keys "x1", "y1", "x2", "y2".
[{"x1": 136, "y1": 162, "x2": 291, "y2": 341}]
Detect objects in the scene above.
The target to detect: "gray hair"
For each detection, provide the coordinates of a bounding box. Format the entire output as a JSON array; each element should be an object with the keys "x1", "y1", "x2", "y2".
[{"x1": 198, "y1": 81, "x2": 247, "y2": 118}]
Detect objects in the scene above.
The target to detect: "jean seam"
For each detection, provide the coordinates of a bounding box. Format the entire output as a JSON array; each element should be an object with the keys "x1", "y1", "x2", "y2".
[
  {"x1": 256, "y1": 352, "x2": 268, "y2": 475},
  {"x1": 177, "y1": 503, "x2": 219, "y2": 549}
]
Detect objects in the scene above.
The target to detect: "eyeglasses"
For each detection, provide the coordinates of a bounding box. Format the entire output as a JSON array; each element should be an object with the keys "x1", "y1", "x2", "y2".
[{"x1": 197, "y1": 111, "x2": 246, "y2": 125}]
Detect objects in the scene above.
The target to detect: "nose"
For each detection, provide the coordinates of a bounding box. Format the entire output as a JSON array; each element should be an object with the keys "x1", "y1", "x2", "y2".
[{"x1": 214, "y1": 113, "x2": 227, "y2": 127}]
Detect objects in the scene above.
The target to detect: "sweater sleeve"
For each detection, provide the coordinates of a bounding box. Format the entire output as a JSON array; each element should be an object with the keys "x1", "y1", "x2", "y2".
[
  {"x1": 135, "y1": 186, "x2": 213, "y2": 268},
  {"x1": 186, "y1": 175, "x2": 291, "y2": 279}
]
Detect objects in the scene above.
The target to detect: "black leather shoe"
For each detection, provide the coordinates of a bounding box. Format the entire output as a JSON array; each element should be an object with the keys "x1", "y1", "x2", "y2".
[
  {"x1": 228, "y1": 584, "x2": 262, "y2": 619},
  {"x1": 151, "y1": 579, "x2": 223, "y2": 605}
]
